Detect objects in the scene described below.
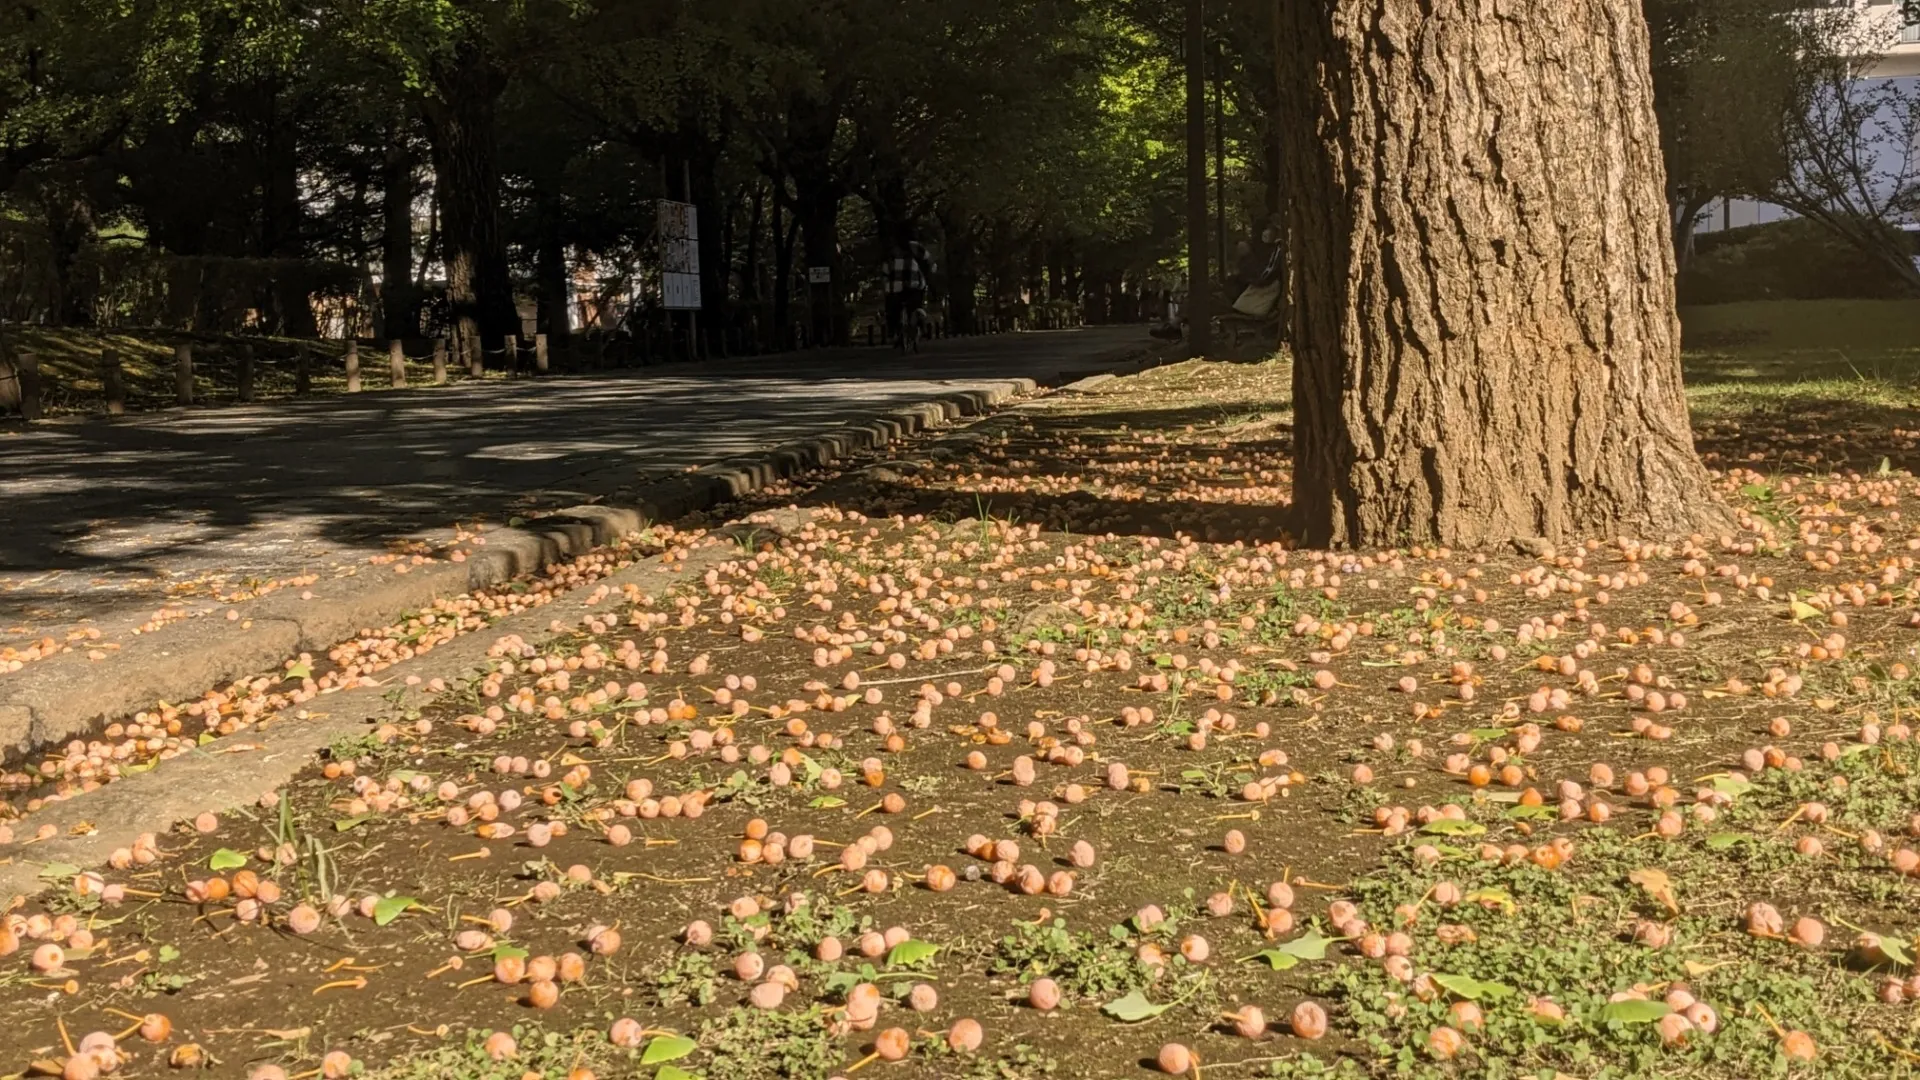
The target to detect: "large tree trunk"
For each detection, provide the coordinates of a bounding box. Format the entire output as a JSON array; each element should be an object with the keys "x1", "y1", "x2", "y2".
[
  {"x1": 423, "y1": 41, "x2": 517, "y2": 363},
  {"x1": 1275, "y1": 1, "x2": 1723, "y2": 549},
  {"x1": 380, "y1": 117, "x2": 417, "y2": 340}
]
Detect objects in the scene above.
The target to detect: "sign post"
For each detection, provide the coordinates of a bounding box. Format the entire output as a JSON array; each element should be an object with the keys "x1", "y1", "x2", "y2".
[{"x1": 658, "y1": 199, "x2": 701, "y2": 362}]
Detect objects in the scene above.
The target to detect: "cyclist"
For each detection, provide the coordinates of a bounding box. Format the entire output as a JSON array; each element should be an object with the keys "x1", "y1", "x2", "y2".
[{"x1": 882, "y1": 228, "x2": 936, "y2": 352}]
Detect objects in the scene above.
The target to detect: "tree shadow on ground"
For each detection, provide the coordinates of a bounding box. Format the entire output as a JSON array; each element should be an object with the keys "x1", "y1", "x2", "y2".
[
  {"x1": 1690, "y1": 394, "x2": 1920, "y2": 476},
  {"x1": 789, "y1": 396, "x2": 1303, "y2": 546},
  {"x1": 780, "y1": 366, "x2": 1920, "y2": 552}
]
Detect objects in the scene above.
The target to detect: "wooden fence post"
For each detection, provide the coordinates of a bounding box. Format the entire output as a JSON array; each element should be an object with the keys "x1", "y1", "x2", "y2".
[
  {"x1": 389, "y1": 340, "x2": 408, "y2": 389},
  {"x1": 535, "y1": 333, "x2": 549, "y2": 375},
  {"x1": 432, "y1": 338, "x2": 447, "y2": 385},
  {"x1": 344, "y1": 340, "x2": 360, "y2": 393},
  {"x1": 101, "y1": 349, "x2": 125, "y2": 416},
  {"x1": 506, "y1": 334, "x2": 521, "y2": 377},
  {"x1": 294, "y1": 342, "x2": 311, "y2": 394},
  {"x1": 175, "y1": 344, "x2": 194, "y2": 406},
  {"x1": 17, "y1": 352, "x2": 41, "y2": 420},
  {"x1": 236, "y1": 344, "x2": 255, "y2": 403},
  {"x1": 467, "y1": 336, "x2": 484, "y2": 378},
  {"x1": 0, "y1": 352, "x2": 16, "y2": 415}
]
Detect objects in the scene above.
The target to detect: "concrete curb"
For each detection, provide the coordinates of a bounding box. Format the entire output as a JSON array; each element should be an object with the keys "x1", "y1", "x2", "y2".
[
  {"x1": 0, "y1": 509, "x2": 777, "y2": 900},
  {"x1": 0, "y1": 349, "x2": 1154, "y2": 761}
]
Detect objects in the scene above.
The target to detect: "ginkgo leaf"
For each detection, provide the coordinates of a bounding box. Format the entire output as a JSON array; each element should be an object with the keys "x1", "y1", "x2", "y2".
[
  {"x1": 1629, "y1": 868, "x2": 1680, "y2": 915},
  {"x1": 1243, "y1": 949, "x2": 1301, "y2": 970},
  {"x1": 1243, "y1": 926, "x2": 1334, "y2": 968},
  {"x1": 1274, "y1": 926, "x2": 1334, "y2": 960},
  {"x1": 1102, "y1": 990, "x2": 1170, "y2": 1022},
  {"x1": 887, "y1": 940, "x2": 940, "y2": 967},
  {"x1": 1601, "y1": 998, "x2": 1671, "y2": 1024},
  {"x1": 208, "y1": 849, "x2": 248, "y2": 871},
  {"x1": 1462, "y1": 887, "x2": 1515, "y2": 916},
  {"x1": 372, "y1": 895, "x2": 419, "y2": 926},
  {"x1": 656, "y1": 1067, "x2": 702, "y2": 1080},
  {"x1": 641, "y1": 1035, "x2": 697, "y2": 1064},
  {"x1": 1421, "y1": 819, "x2": 1486, "y2": 837},
  {"x1": 1429, "y1": 973, "x2": 1514, "y2": 1001}
]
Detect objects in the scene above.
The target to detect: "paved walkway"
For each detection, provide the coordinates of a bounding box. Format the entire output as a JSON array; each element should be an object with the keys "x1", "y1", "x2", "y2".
[{"x1": 0, "y1": 328, "x2": 1151, "y2": 655}]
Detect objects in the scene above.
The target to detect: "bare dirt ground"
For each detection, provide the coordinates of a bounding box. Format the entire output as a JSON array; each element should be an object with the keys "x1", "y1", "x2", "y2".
[{"x1": 5, "y1": 355, "x2": 1920, "y2": 1080}]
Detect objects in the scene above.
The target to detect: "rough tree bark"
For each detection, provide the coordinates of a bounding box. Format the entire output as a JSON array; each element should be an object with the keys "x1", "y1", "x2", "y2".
[
  {"x1": 1274, "y1": 0, "x2": 1724, "y2": 549},
  {"x1": 422, "y1": 40, "x2": 518, "y2": 363}
]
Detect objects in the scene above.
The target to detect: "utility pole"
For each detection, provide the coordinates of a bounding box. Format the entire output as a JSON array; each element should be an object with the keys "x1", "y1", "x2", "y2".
[{"x1": 1185, "y1": 0, "x2": 1212, "y2": 357}]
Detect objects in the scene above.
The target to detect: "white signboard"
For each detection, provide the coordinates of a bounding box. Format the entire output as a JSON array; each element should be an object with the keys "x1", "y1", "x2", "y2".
[
  {"x1": 808, "y1": 266, "x2": 832, "y2": 284},
  {"x1": 658, "y1": 199, "x2": 701, "y2": 310}
]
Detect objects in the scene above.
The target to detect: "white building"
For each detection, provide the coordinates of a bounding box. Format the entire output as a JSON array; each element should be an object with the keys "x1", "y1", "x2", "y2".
[{"x1": 1698, "y1": 1, "x2": 1920, "y2": 233}]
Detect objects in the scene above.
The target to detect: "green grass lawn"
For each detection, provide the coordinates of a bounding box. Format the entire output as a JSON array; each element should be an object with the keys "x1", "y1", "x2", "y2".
[{"x1": 1674, "y1": 295, "x2": 1920, "y2": 440}]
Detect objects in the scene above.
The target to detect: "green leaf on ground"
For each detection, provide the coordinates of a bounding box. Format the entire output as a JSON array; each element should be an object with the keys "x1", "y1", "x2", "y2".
[
  {"x1": 1102, "y1": 990, "x2": 1170, "y2": 1022},
  {"x1": 642, "y1": 1035, "x2": 697, "y2": 1064},
  {"x1": 1601, "y1": 998, "x2": 1671, "y2": 1024},
  {"x1": 334, "y1": 814, "x2": 374, "y2": 832},
  {"x1": 1430, "y1": 973, "x2": 1515, "y2": 1001},
  {"x1": 287, "y1": 661, "x2": 313, "y2": 680},
  {"x1": 1705, "y1": 832, "x2": 1744, "y2": 851},
  {"x1": 656, "y1": 1068, "x2": 702, "y2": 1080},
  {"x1": 208, "y1": 849, "x2": 248, "y2": 871},
  {"x1": 1421, "y1": 819, "x2": 1485, "y2": 837},
  {"x1": 1244, "y1": 949, "x2": 1300, "y2": 970},
  {"x1": 1710, "y1": 776, "x2": 1754, "y2": 799},
  {"x1": 1244, "y1": 926, "x2": 1334, "y2": 968},
  {"x1": 887, "y1": 940, "x2": 939, "y2": 967},
  {"x1": 809, "y1": 796, "x2": 846, "y2": 809},
  {"x1": 372, "y1": 895, "x2": 420, "y2": 926},
  {"x1": 1462, "y1": 887, "x2": 1516, "y2": 916},
  {"x1": 1881, "y1": 936, "x2": 1915, "y2": 967}
]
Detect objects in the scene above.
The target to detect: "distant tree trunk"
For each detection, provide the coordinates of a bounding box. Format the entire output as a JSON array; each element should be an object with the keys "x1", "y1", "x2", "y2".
[
  {"x1": 1275, "y1": 0, "x2": 1723, "y2": 548},
  {"x1": 772, "y1": 185, "x2": 796, "y2": 350},
  {"x1": 1671, "y1": 192, "x2": 1712, "y2": 272},
  {"x1": 44, "y1": 187, "x2": 94, "y2": 327},
  {"x1": 741, "y1": 183, "x2": 764, "y2": 304},
  {"x1": 422, "y1": 40, "x2": 516, "y2": 363},
  {"x1": 381, "y1": 116, "x2": 417, "y2": 340},
  {"x1": 787, "y1": 94, "x2": 844, "y2": 347},
  {"x1": 264, "y1": 104, "x2": 318, "y2": 337},
  {"x1": 537, "y1": 229, "x2": 570, "y2": 350},
  {"x1": 689, "y1": 145, "x2": 727, "y2": 356},
  {"x1": 938, "y1": 209, "x2": 978, "y2": 334}
]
